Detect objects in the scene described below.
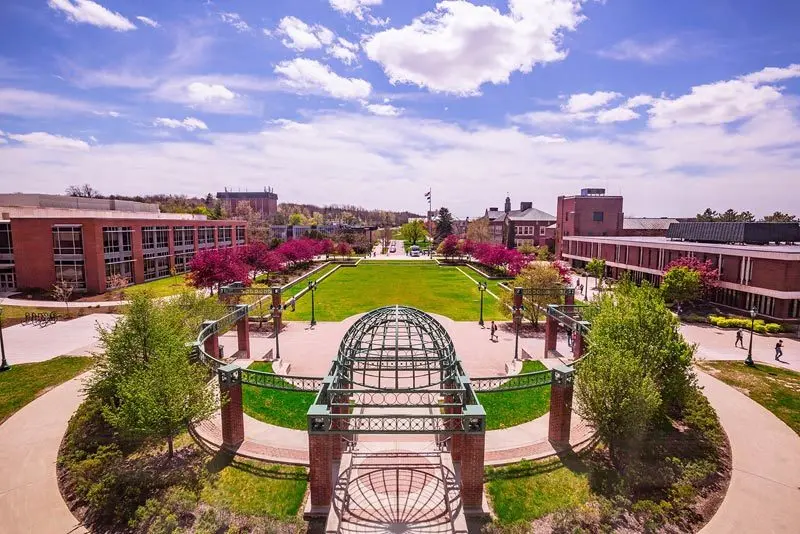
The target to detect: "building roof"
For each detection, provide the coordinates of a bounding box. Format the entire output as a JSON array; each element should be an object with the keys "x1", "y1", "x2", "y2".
[
  {"x1": 666, "y1": 222, "x2": 800, "y2": 245},
  {"x1": 507, "y1": 207, "x2": 556, "y2": 222},
  {"x1": 485, "y1": 209, "x2": 505, "y2": 222},
  {"x1": 623, "y1": 217, "x2": 679, "y2": 231},
  {"x1": 563, "y1": 235, "x2": 800, "y2": 257}
]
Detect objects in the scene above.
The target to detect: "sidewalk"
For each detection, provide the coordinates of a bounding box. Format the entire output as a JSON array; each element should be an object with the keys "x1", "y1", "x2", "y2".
[
  {"x1": 0, "y1": 374, "x2": 88, "y2": 534},
  {"x1": 698, "y1": 371, "x2": 800, "y2": 534}
]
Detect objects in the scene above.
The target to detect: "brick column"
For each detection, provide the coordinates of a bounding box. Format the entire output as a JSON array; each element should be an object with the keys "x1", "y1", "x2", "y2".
[
  {"x1": 271, "y1": 287, "x2": 283, "y2": 332},
  {"x1": 167, "y1": 226, "x2": 175, "y2": 273},
  {"x1": 218, "y1": 364, "x2": 244, "y2": 448},
  {"x1": 544, "y1": 314, "x2": 558, "y2": 357},
  {"x1": 308, "y1": 433, "x2": 333, "y2": 507},
  {"x1": 132, "y1": 224, "x2": 145, "y2": 285},
  {"x1": 572, "y1": 329, "x2": 585, "y2": 360},
  {"x1": 202, "y1": 320, "x2": 220, "y2": 360},
  {"x1": 565, "y1": 288, "x2": 575, "y2": 306},
  {"x1": 512, "y1": 287, "x2": 523, "y2": 328},
  {"x1": 235, "y1": 305, "x2": 250, "y2": 359},
  {"x1": 460, "y1": 433, "x2": 486, "y2": 509},
  {"x1": 548, "y1": 365, "x2": 575, "y2": 444}
]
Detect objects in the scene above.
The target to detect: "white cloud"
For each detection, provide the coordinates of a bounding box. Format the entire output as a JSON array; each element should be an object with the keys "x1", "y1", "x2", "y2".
[
  {"x1": 511, "y1": 110, "x2": 591, "y2": 127},
  {"x1": 597, "y1": 38, "x2": 678, "y2": 63},
  {"x1": 149, "y1": 76, "x2": 276, "y2": 115},
  {"x1": 563, "y1": 91, "x2": 621, "y2": 113},
  {"x1": 276, "y1": 16, "x2": 335, "y2": 51},
  {"x1": 275, "y1": 58, "x2": 371, "y2": 100},
  {"x1": 47, "y1": 0, "x2": 136, "y2": 32},
  {"x1": 153, "y1": 117, "x2": 209, "y2": 131},
  {"x1": 328, "y1": 40, "x2": 359, "y2": 65},
  {"x1": 595, "y1": 107, "x2": 639, "y2": 124},
  {"x1": 187, "y1": 82, "x2": 236, "y2": 103},
  {"x1": 364, "y1": 103, "x2": 403, "y2": 116},
  {"x1": 136, "y1": 15, "x2": 159, "y2": 28},
  {"x1": 0, "y1": 88, "x2": 95, "y2": 117},
  {"x1": 329, "y1": 0, "x2": 383, "y2": 21},
  {"x1": 5, "y1": 131, "x2": 89, "y2": 150},
  {"x1": 363, "y1": 0, "x2": 585, "y2": 95},
  {"x1": 740, "y1": 64, "x2": 800, "y2": 85},
  {"x1": 267, "y1": 119, "x2": 313, "y2": 131},
  {"x1": 219, "y1": 12, "x2": 251, "y2": 33},
  {"x1": 625, "y1": 94, "x2": 655, "y2": 108}
]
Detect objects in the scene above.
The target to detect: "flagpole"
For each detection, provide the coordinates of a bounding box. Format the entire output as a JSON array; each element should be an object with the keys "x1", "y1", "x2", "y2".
[{"x1": 427, "y1": 188, "x2": 432, "y2": 256}]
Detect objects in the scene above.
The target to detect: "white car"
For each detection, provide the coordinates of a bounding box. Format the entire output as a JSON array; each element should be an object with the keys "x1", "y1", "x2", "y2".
[
  {"x1": 389, "y1": 245, "x2": 396, "y2": 253},
  {"x1": 410, "y1": 245, "x2": 421, "y2": 257}
]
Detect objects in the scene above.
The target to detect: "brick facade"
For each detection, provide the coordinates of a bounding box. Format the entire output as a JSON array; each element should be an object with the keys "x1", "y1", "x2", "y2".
[
  {"x1": 548, "y1": 369, "x2": 574, "y2": 444},
  {"x1": 460, "y1": 433, "x2": 486, "y2": 509},
  {"x1": 218, "y1": 366, "x2": 245, "y2": 448}
]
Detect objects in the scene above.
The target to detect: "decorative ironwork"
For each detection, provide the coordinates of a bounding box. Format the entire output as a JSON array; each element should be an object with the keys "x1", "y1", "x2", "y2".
[
  {"x1": 471, "y1": 368, "x2": 552, "y2": 392},
  {"x1": 328, "y1": 414, "x2": 466, "y2": 434},
  {"x1": 241, "y1": 367, "x2": 322, "y2": 391}
]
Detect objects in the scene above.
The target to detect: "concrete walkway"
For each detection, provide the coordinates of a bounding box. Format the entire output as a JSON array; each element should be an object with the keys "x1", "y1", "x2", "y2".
[
  {"x1": 0, "y1": 374, "x2": 87, "y2": 534},
  {"x1": 698, "y1": 370, "x2": 800, "y2": 534}
]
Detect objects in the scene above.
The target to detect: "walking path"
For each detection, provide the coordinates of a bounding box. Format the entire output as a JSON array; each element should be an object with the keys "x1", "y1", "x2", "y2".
[
  {"x1": 0, "y1": 374, "x2": 87, "y2": 534},
  {"x1": 697, "y1": 370, "x2": 800, "y2": 533}
]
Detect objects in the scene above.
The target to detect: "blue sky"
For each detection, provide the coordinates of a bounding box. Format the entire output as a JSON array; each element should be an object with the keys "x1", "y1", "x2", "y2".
[{"x1": 0, "y1": 0, "x2": 798, "y2": 218}]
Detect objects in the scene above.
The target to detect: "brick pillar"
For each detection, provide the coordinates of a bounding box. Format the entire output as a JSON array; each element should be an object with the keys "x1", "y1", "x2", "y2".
[
  {"x1": 132, "y1": 224, "x2": 145, "y2": 285},
  {"x1": 308, "y1": 433, "x2": 333, "y2": 507},
  {"x1": 548, "y1": 365, "x2": 575, "y2": 444},
  {"x1": 202, "y1": 320, "x2": 220, "y2": 360},
  {"x1": 235, "y1": 305, "x2": 250, "y2": 359},
  {"x1": 218, "y1": 365, "x2": 244, "y2": 448},
  {"x1": 271, "y1": 287, "x2": 283, "y2": 331},
  {"x1": 572, "y1": 330, "x2": 584, "y2": 360},
  {"x1": 565, "y1": 288, "x2": 575, "y2": 306},
  {"x1": 544, "y1": 314, "x2": 558, "y2": 357},
  {"x1": 512, "y1": 287, "x2": 523, "y2": 328},
  {"x1": 460, "y1": 433, "x2": 486, "y2": 509},
  {"x1": 167, "y1": 226, "x2": 175, "y2": 273}
]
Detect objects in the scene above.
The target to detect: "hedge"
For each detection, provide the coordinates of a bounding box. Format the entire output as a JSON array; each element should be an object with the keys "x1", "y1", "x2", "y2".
[{"x1": 707, "y1": 315, "x2": 783, "y2": 333}]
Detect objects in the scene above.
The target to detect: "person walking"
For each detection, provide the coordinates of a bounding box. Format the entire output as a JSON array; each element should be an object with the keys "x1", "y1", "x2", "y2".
[
  {"x1": 735, "y1": 328, "x2": 744, "y2": 348},
  {"x1": 775, "y1": 339, "x2": 784, "y2": 360},
  {"x1": 490, "y1": 321, "x2": 497, "y2": 342}
]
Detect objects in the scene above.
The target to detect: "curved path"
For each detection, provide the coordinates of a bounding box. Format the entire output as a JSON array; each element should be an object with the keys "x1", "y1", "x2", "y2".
[
  {"x1": 0, "y1": 374, "x2": 87, "y2": 534},
  {"x1": 698, "y1": 370, "x2": 800, "y2": 533}
]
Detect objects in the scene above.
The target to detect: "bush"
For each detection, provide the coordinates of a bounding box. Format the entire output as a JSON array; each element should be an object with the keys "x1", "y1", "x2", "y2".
[{"x1": 708, "y1": 315, "x2": 783, "y2": 333}]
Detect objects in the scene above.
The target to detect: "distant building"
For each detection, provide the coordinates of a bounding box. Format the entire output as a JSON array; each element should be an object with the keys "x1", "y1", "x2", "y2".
[
  {"x1": 623, "y1": 217, "x2": 680, "y2": 237},
  {"x1": 480, "y1": 196, "x2": 555, "y2": 247},
  {"x1": 217, "y1": 187, "x2": 278, "y2": 219},
  {"x1": 0, "y1": 194, "x2": 246, "y2": 294},
  {"x1": 555, "y1": 188, "x2": 625, "y2": 257}
]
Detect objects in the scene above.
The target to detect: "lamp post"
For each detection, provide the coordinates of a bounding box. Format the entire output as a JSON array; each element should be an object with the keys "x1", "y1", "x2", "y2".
[
  {"x1": 745, "y1": 307, "x2": 757, "y2": 366},
  {"x1": 512, "y1": 299, "x2": 523, "y2": 361},
  {"x1": 584, "y1": 272, "x2": 589, "y2": 300},
  {"x1": 478, "y1": 282, "x2": 486, "y2": 327},
  {"x1": 308, "y1": 280, "x2": 318, "y2": 328},
  {"x1": 0, "y1": 306, "x2": 9, "y2": 372}
]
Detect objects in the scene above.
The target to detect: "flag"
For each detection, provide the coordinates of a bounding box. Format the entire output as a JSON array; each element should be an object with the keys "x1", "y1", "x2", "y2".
[{"x1": 424, "y1": 190, "x2": 431, "y2": 200}]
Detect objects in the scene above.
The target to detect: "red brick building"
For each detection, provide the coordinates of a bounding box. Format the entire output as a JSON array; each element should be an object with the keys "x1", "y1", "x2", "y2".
[
  {"x1": 217, "y1": 188, "x2": 278, "y2": 219},
  {"x1": 555, "y1": 188, "x2": 624, "y2": 257},
  {"x1": 0, "y1": 195, "x2": 246, "y2": 294}
]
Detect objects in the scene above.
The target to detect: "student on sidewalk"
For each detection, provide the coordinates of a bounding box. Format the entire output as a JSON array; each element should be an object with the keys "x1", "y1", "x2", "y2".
[
  {"x1": 489, "y1": 321, "x2": 498, "y2": 341},
  {"x1": 775, "y1": 339, "x2": 784, "y2": 360},
  {"x1": 735, "y1": 328, "x2": 744, "y2": 348}
]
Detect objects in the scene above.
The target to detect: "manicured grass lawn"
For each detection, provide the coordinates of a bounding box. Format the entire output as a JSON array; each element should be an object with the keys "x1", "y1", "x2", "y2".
[
  {"x1": 479, "y1": 361, "x2": 551, "y2": 430},
  {"x1": 0, "y1": 356, "x2": 92, "y2": 423},
  {"x1": 281, "y1": 261, "x2": 506, "y2": 322},
  {"x1": 124, "y1": 274, "x2": 189, "y2": 298},
  {"x1": 486, "y1": 456, "x2": 590, "y2": 524},
  {"x1": 201, "y1": 457, "x2": 307, "y2": 519},
  {"x1": 242, "y1": 362, "x2": 317, "y2": 429},
  {"x1": 698, "y1": 360, "x2": 800, "y2": 435}
]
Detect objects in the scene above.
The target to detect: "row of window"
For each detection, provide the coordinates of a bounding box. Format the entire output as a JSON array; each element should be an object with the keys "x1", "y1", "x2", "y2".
[{"x1": 516, "y1": 225, "x2": 547, "y2": 236}]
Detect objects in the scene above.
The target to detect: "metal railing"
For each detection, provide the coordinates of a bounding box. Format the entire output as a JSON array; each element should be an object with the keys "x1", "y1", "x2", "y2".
[{"x1": 471, "y1": 368, "x2": 552, "y2": 392}]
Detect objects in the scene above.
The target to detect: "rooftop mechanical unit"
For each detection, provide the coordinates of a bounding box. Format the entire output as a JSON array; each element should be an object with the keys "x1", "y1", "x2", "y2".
[{"x1": 666, "y1": 222, "x2": 800, "y2": 245}]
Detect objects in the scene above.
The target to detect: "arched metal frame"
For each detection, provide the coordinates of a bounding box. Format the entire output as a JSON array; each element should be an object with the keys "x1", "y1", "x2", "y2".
[{"x1": 308, "y1": 305, "x2": 485, "y2": 435}]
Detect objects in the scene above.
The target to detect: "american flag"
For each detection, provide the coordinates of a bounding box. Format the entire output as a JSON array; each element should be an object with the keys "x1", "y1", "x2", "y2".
[{"x1": 424, "y1": 190, "x2": 431, "y2": 199}]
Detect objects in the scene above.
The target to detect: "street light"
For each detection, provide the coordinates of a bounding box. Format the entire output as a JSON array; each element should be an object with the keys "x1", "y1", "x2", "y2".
[
  {"x1": 745, "y1": 307, "x2": 757, "y2": 366},
  {"x1": 308, "y1": 280, "x2": 318, "y2": 328},
  {"x1": 478, "y1": 282, "x2": 486, "y2": 327},
  {"x1": 0, "y1": 306, "x2": 9, "y2": 372},
  {"x1": 584, "y1": 271, "x2": 589, "y2": 300},
  {"x1": 512, "y1": 296, "x2": 524, "y2": 361}
]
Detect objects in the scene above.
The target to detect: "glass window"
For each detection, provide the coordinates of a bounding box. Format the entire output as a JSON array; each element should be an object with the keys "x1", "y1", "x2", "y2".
[
  {"x1": 592, "y1": 211, "x2": 604, "y2": 222},
  {"x1": 142, "y1": 226, "x2": 169, "y2": 252},
  {"x1": 105, "y1": 261, "x2": 133, "y2": 286},
  {"x1": 0, "y1": 223, "x2": 12, "y2": 255},
  {"x1": 236, "y1": 226, "x2": 246, "y2": 244},
  {"x1": 198, "y1": 226, "x2": 215, "y2": 247},
  {"x1": 540, "y1": 226, "x2": 546, "y2": 236},
  {"x1": 144, "y1": 257, "x2": 171, "y2": 281},
  {"x1": 103, "y1": 227, "x2": 132, "y2": 255},
  {"x1": 54, "y1": 259, "x2": 86, "y2": 289},
  {"x1": 52, "y1": 226, "x2": 84, "y2": 255}
]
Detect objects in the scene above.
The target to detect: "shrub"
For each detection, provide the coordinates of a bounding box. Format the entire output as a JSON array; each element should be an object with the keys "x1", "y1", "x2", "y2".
[{"x1": 765, "y1": 323, "x2": 783, "y2": 334}]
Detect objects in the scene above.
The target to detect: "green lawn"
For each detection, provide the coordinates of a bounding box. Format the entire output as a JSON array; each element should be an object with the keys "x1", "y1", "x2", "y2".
[
  {"x1": 698, "y1": 360, "x2": 800, "y2": 435},
  {"x1": 0, "y1": 356, "x2": 92, "y2": 423},
  {"x1": 242, "y1": 362, "x2": 317, "y2": 429},
  {"x1": 201, "y1": 457, "x2": 307, "y2": 519},
  {"x1": 486, "y1": 456, "x2": 591, "y2": 524},
  {"x1": 124, "y1": 274, "x2": 190, "y2": 299},
  {"x1": 280, "y1": 261, "x2": 506, "y2": 322},
  {"x1": 479, "y1": 361, "x2": 551, "y2": 430}
]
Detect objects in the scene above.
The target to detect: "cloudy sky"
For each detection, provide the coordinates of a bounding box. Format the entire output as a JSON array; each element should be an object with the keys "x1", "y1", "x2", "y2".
[{"x1": 0, "y1": 0, "x2": 799, "y2": 218}]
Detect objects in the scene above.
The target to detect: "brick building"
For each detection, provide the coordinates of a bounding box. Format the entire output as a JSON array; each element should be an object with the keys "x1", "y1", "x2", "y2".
[
  {"x1": 505, "y1": 201, "x2": 556, "y2": 248},
  {"x1": 555, "y1": 188, "x2": 624, "y2": 257},
  {"x1": 0, "y1": 195, "x2": 246, "y2": 294},
  {"x1": 217, "y1": 187, "x2": 278, "y2": 219}
]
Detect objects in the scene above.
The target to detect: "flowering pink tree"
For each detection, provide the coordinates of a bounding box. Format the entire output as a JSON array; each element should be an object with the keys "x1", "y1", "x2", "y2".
[
  {"x1": 664, "y1": 256, "x2": 719, "y2": 297},
  {"x1": 473, "y1": 243, "x2": 529, "y2": 275},
  {"x1": 276, "y1": 238, "x2": 317, "y2": 266},
  {"x1": 189, "y1": 248, "x2": 250, "y2": 294},
  {"x1": 551, "y1": 260, "x2": 572, "y2": 284},
  {"x1": 239, "y1": 242, "x2": 284, "y2": 282},
  {"x1": 335, "y1": 241, "x2": 353, "y2": 257},
  {"x1": 437, "y1": 234, "x2": 460, "y2": 259},
  {"x1": 317, "y1": 238, "x2": 336, "y2": 257},
  {"x1": 458, "y1": 238, "x2": 476, "y2": 257}
]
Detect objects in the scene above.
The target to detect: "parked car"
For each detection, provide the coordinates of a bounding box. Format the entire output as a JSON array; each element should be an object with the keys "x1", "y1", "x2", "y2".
[{"x1": 410, "y1": 245, "x2": 420, "y2": 257}]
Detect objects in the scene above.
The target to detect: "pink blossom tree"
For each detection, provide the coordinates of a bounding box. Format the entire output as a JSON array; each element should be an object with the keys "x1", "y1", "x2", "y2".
[
  {"x1": 664, "y1": 256, "x2": 719, "y2": 297},
  {"x1": 437, "y1": 234, "x2": 460, "y2": 259},
  {"x1": 188, "y1": 248, "x2": 250, "y2": 294}
]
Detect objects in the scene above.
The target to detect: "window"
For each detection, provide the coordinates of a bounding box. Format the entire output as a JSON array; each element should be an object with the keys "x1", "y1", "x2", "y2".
[
  {"x1": 592, "y1": 211, "x2": 604, "y2": 222},
  {"x1": 236, "y1": 226, "x2": 246, "y2": 244},
  {"x1": 52, "y1": 226, "x2": 83, "y2": 255},
  {"x1": 0, "y1": 223, "x2": 12, "y2": 255},
  {"x1": 0, "y1": 266, "x2": 15, "y2": 290},
  {"x1": 105, "y1": 261, "x2": 133, "y2": 286},
  {"x1": 142, "y1": 226, "x2": 169, "y2": 252},
  {"x1": 198, "y1": 226, "x2": 215, "y2": 248},
  {"x1": 55, "y1": 259, "x2": 86, "y2": 290},
  {"x1": 174, "y1": 252, "x2": 194, "y2": 273},
  {"x1": 540, "y1": 226, "x2": 546, "y2": 236},
  {"x1": 103, "y1": 227, "x2": 132, "y2": 255},
  {"x1": 218, "y1": 226, "x2": 233, "y2": 247},
  {"x1": 144, "y1": 257, "x2": 170, "y2": 281}
]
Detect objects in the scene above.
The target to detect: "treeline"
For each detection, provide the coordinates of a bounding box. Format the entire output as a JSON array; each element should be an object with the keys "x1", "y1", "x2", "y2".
[
  {"x1": 276, "y1": 202, "x2": 421, "y2": 226},
  {"x1": 696, "y1": 208, "x2": 797, "y2": 222}
]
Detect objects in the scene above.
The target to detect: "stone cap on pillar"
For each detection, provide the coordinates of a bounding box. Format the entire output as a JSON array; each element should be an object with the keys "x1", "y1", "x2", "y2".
[
  {"x1": 552, "y1": 364, "x2": 575, "y2": 386},
  {"x1": 462, "y1": 404, "x2": 486, "y2": 434},
  {"x1": 218, "y1": 364, "x2": 242, "y2": 386},
  {"x1": 235, "y1": 304, "x2": 249, "y2": 317},
  {"x1": 307, "y1": 404, "x2": 330, "y2": 434},
  {"x1": 271, "y1": 286, "x2": 282, "y2": 295}
]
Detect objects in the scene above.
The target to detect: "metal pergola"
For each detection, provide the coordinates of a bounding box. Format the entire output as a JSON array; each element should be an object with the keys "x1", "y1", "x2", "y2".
[{"x1": 307, "y1": 305, "x2": 485, "y2": 435}]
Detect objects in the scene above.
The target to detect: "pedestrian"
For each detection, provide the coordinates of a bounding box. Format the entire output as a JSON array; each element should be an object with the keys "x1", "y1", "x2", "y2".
[
  {"x1": 566, "y1": 327, "x2": 573, "y2": 348},
  {"x1": 490, "y1": 321, "x2": 497, "y2": 341},
  {"x1": 735, "y1": 328, "x2": 744, "y2": 348},
  {"x1": 775, "y1": 339, "x2": 784, "y2": 360}
]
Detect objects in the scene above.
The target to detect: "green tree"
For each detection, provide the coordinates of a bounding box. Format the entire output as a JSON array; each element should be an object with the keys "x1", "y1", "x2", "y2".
[
  {"x1": 763, "y1": 211, "x2": 797, "y2": 222},
  {"x1": 400, "y1": 220, "x2": 428, "y2": 245},
  {"x1": 517, "y1": 242, "x2": 536, "y2": 256},
  {"x1": 585, "y1": 258, "x2": 606, "y2": 287},
  {"x1": 695, "y1": 208, "x2": 718, "y2": 222},
  {"x1": 435, "y1": 207, "x2": 454, "y2": 240},
  {"x1": 499, "y1": 263, "x2": 565, "y2": 327},
  {"x1": 466, "y1": 217, "x2": 490, "y2": 243},
  {"x1": 288, "y1": 212, "x2": 307, "y2": 226},
  {"x1": 661, "y1": 266, "x2": 702, "y2": 307}
]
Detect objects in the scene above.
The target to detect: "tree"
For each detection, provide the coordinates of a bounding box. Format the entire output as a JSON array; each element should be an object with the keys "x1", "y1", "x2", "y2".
[
  {"x1": 188, "y1": 248, "x2": 249, "y2": 294},
  {"x1": 276, "y1": 238, "x2": 318, "y2": 266},
  {"x1": 437, "y1": 234, "x2": 459, "y2": 259},
  {"x1": 763, "y1": 211, "x2": 797, "y2": 222},
  {"x1": 517, "y1": 242, "x2": 536, "y2": 256},
  {"x1": 466, "y1": 217, "x2": 490, "y2": 243},
  {"x1": 381, "y1": 226, "x2": 392, "y2": 250},
  {"x1": 66, "y1": 184, "x2": 102, "y2": 198},
  {"x1": 51, "y1": 281, "x2": 74, "y2": 310},
  {"x1": 697, "y1": 208, "x2": 756, "y2": 222},
  {"x1": 99, "y1": 296, "x2": 217, "y2": 458},
  {"x1": 695, "y1": 208, "x2": 719, "y2": 222},
  {"x1": 585, "y1": 258, "x2": 606, "y2": 287},
  {"x1": 400, "y1": 220, "x2": 427, "y2": 245},
  {"x1": 663, "y1": 256, "x2": 719, "y2": 297},
  {"x1": 335, "y1": 241, "x2": 353, "y2": 257},
  {"x1": 240, "y1": 242, "x2": 284, "y2": 281},
  {"x1": 661, "y1": 266, "x2": 702, "y2": 307},
  {"x1": 106, "y1": 273, "x2": 129, "y2": 291},
  {"x1": 435, "y1": 207, "x2": 454, "y2": 240},
  {"x1": 340, "y1": 211, "x2": 356, "y2": 225},
  {"x1": 499, "y1": 263, "x2": 565, "y2": 327},
  {"x1": 311, "y1": 212, "x2": 325, "y2": 226},
  {"x1": 288, "y1": 212, "x2": 307, "y2": 226}
]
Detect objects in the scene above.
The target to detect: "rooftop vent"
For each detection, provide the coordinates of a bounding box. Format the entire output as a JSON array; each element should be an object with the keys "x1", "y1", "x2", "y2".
[
  {"x1": 580, "y1": 188, "x2": 606, "y2": 196},
  {"x1": 520, "y1": 201, "x2": 533, "y2": 210}
]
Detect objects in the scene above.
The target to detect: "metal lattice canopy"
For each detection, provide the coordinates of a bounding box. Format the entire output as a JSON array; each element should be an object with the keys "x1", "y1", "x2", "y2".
[{"x1": 308, "y1": 305, "x2": 485, "y2": 435}]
